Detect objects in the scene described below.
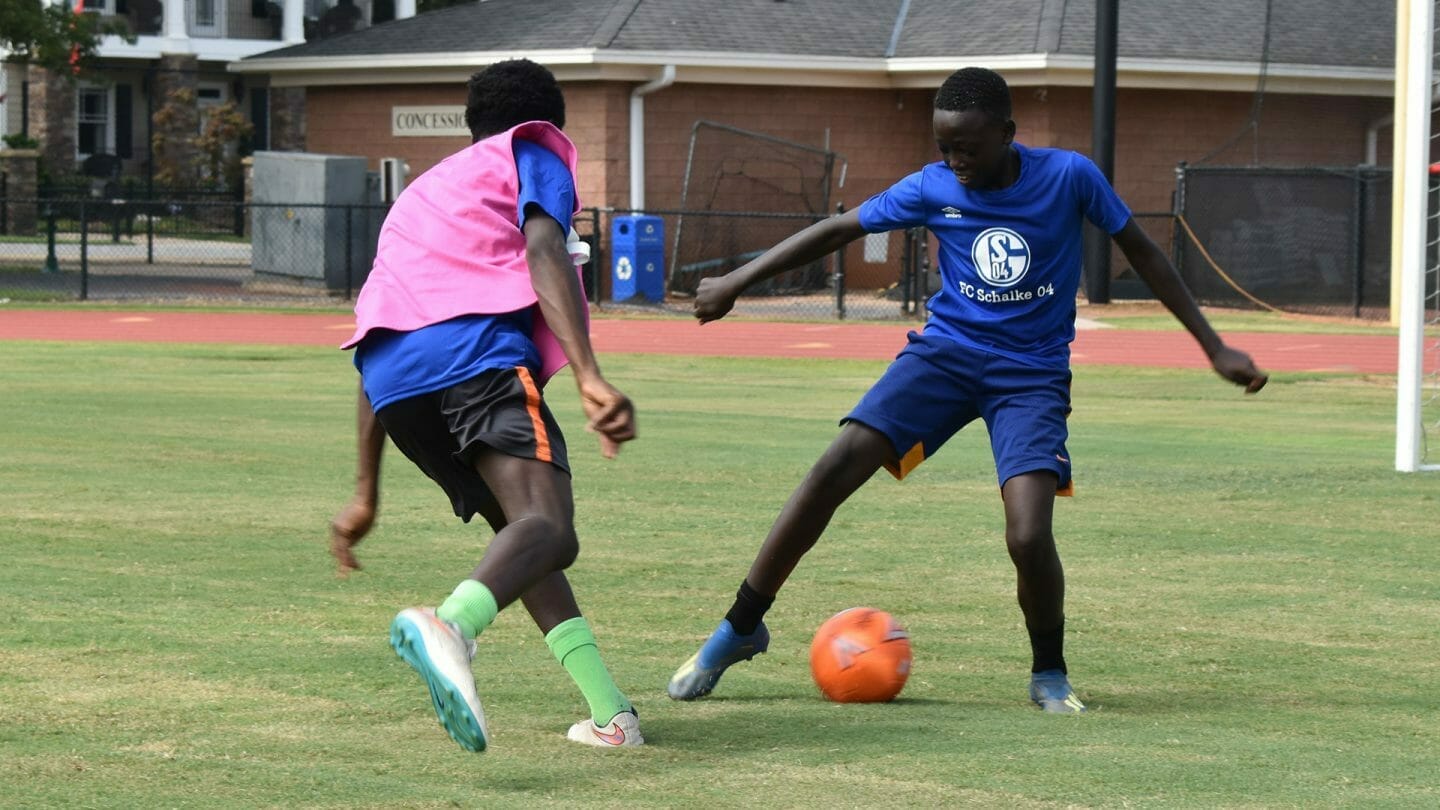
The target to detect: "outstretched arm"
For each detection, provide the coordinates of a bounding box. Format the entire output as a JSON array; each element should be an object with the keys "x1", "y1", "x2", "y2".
[
  {"x1": 329, "y1": 381, "x2": 385, "y2": 572},
  {"x1": 694, "y1": 208, "x2": 869, "y2": 323},
  {"x1": 525, "y1": 210, "x2": 636, "y2": 458},
  {"x1": 1112, "y1": 219, "x2": 1268, "y2": 393}
]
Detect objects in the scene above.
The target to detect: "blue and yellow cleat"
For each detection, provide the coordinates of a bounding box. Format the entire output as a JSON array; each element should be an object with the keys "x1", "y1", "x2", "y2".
[
  {"x1": 1029, "y1": 669, "x2": 1087, "y2": 714},
  {"x1": 667, "y1": 620, "x2": 770, "y2": 700}
]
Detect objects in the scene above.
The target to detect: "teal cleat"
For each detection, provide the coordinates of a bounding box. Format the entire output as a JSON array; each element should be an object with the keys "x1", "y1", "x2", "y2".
[
  {"x1": 1029, "y1": 669, "x2": 1087, "y2": 714},
  {"x1": 667, "y1": 620, "x2": 770, "y2": 701},
  {"x1": 390, "y1": 607, "x2": 489, "y2": 751}
]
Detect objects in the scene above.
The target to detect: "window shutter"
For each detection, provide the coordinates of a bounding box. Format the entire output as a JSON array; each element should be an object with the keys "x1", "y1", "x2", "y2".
[
  {"x1": 250, "y1": 87, "x2": 269, "y2": 151},
  {"x1": 115, "y1": 84, "x2": 133, "y2": 159}
]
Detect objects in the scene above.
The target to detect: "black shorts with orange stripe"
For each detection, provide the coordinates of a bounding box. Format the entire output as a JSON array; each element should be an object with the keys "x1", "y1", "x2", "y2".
[{"x1": 374, "y1": 366, "x2": 570, "y2": 522}]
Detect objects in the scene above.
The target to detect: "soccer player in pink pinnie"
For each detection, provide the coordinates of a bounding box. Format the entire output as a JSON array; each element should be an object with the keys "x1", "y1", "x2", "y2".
[{"x1": 342, "y1": 59, "x2": 642, "y2": 752}]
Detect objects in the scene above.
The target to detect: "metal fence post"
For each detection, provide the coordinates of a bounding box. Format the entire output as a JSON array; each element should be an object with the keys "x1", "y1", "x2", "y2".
[
  {"x1": 80, "y1": 201, "x2": 89, "y2": 301},
  {"x1": 345, "y1": 205, "x2": 355, "y2": 300},
  {"x1": 834, "y1": 202, "x2": 846, "y2": 320},
  {"x1": 918, "y1": 227, "x2": 932, "y2": 318},
  {"x1": 1352, "y1": 169, "x2": 1366, "y2": 317},
  {"x1": 42, "y1": 204, "x2": 59, "y2": 273},
  {"x1": 901, "y1": 228, "x2": 916, "y2": 316},
  {"x1": 1172, "y1": 161, "x2": 1188, "y2": 277},
  {"x1": 591, "y1": 206, "x2": 602, "y2": 305}
]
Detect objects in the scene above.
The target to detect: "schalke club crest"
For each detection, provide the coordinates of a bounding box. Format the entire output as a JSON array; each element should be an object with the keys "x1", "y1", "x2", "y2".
[{"x1": 970, "y1": 227, "x2": 1031, "y2": 288}]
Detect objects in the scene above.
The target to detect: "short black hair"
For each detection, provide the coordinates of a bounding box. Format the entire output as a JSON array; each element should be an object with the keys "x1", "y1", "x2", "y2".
[
  {"x1": 465, "y1": 59, "x2": 566, "y2": 141},
  {"x1": 934, "y1": 67, "x2": 1012, "y2": 122}
]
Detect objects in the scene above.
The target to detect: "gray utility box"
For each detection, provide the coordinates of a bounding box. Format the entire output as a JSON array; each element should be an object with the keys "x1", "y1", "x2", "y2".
[{"x1": 250, "y1": 152, "x2": 380, "y2": 292}]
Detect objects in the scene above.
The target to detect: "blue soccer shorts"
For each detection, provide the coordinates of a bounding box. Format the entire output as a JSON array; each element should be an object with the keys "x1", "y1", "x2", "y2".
[{"x1": 842, "y1": 330, "x2": 1074, "y2": 495}]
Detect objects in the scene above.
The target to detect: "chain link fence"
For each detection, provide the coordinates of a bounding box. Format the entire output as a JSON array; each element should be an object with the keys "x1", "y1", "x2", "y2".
[
  {"x1": 1174, "y1": 165, "x2": 1394, "y2": 318},
  {"x1": 0, "y1": 197, "x2": 390, "y2": 305},
  {"x1": 2, "y1": 173, "x2": 1408, "y2": 321},
  {"x1": 0, "y1": 197, "x2": 934, "y2": 321}
]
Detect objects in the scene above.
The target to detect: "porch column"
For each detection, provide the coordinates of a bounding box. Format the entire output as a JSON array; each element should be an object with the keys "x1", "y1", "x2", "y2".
[
  {"x1": 0, "y1": 149, "x2": 40, "y2": 235},
  {"x1": 396, "y1": 0, "x2": 416, "y2": 19},
  {"x1": 163, "y1": 0, "x2": 187, "y2": 40},
  {"x1": 283, "y1": 0, "x2": 305, "y2": 44}
]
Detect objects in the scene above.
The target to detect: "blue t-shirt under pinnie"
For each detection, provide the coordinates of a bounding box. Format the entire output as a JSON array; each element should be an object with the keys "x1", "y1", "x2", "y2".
[
  {"x1": 355, "y1": 139, "x2": 576, "y2": 410},
  {"x1": 857, "y1": 142, "x2": 1131, "y2": 368}
]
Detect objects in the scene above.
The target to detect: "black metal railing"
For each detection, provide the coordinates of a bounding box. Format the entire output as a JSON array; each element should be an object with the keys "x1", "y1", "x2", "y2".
[
  {"x1": 0, "y1": 199, "x2": 903, "y2": 318},
  {"x1": 4, "y1": 185, "x2": 1394, "y2": 319}
]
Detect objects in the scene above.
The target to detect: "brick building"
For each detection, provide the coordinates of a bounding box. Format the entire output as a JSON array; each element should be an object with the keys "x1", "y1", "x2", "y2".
[
  {"x1": 231, "y1": 0, "x2": 1392, "y2": 289},
  {"x1": 0, "y1": 0, "x2": 419, "y2": 184}
]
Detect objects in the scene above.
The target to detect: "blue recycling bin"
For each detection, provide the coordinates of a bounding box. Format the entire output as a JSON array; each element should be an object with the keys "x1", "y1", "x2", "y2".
[{"x1": 611, "y1": 215, "x2": 665, "y2": 302}]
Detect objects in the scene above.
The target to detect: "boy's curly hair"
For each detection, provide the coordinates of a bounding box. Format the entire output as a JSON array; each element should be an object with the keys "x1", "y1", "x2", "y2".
[
  {"x1": 465, "y1": 59, "x2": 566, "y2": 141},
  {"x1": 934, "y1": 67, "x2": 1012, "y2": 123}
]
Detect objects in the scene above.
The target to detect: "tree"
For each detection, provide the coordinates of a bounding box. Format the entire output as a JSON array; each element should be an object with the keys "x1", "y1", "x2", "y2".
[
  {"x1": 149, "y1": 86, "x2": 196, "y2": 186},
  {"x1": 194, "y1": 100, "x2": 253, "y2": 191},
  {"x1": 151, "y1": 90, "x2": 253, "y2": 190},
  {"x1": 1, "y1": 0, "x2": 132, "y2": 75}
]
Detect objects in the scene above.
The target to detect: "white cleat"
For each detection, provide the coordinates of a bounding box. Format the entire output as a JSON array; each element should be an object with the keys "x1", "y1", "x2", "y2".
[
  {"x1": 566, "y1": 709, "x2": 644, "y2": 748},
  {"x1": 389, "y1": 607, "x2": 489, "y2": 752}
]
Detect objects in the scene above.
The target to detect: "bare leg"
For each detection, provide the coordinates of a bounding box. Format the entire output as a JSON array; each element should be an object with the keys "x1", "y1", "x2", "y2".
[
  {"x1": 519, "y1": 572, "x2": 582, "y2": 635},
  {"x1": 466, "y1": 449, "x2": 631, "y2": 730},
  {"x1": 1000, "y1": 471, "x2": 1064, "y2": 644},
  {"x1": 667, "y1": 422, "x2": 896, "y2": 700},
  {"x1": 744, "y1": 422, "x2": 893, "y2": 595},
  {"x1": 1003, "y1": 471, "x2": 1086, "y2": 711},
  {"x1": 393, "y1": 449, "x2": 625, "y2": 749},
  {"x1": 465, "y1": 481, "x2": 582, "y2": 635},
  {"x1": 463, "y1": 448, "x2": 579, "y2": 610}
]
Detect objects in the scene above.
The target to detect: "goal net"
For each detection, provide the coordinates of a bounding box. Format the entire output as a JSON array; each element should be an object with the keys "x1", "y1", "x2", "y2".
[{"x1": 669, "y1": 121, "x2": 844, "y2": 297}]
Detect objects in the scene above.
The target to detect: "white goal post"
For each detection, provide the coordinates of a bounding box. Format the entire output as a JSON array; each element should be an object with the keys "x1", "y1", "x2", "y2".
[{"x1": 1393, "y1": 0, "x2": 1440, "y2": 471}]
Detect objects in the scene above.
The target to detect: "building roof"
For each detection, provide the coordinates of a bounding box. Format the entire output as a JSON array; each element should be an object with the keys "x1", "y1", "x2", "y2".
[{"x1": 235, "y1": 0, "x2": 1396, "y2": 96}]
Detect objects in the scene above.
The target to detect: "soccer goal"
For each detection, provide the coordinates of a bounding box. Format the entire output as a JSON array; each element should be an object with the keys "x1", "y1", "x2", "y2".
[
  {"x1": 1393, "y1": 0, "x2": 1440, "y2": 471},
  {"x1": 669, "y1": 121, "x2": 846, "y2": 297}
]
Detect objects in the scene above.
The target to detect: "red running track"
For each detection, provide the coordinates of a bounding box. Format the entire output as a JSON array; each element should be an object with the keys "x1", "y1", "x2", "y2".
[{"x1": 0, "y1": 308, "x2": 1403, "y2": 374}]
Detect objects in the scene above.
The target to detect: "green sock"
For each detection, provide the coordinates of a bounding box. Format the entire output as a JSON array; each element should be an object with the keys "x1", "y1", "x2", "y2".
[
  {"x1": 544, "y1": 616, "x2": 632, "y2": 725},
  {"x1": 435, "y1": 579, "x2": 498, "y2": 640}
]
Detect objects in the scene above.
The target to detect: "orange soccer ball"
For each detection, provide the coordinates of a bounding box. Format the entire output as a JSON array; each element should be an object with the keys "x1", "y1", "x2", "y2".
[{"x1": 809, "y1": 607, "x2": 912, "y2": 703}]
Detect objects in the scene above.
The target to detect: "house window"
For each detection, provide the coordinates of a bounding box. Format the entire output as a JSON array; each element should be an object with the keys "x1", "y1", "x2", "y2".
[
  {"x1": 79, "y1": 0, "x2": 117, "y2": 13},
  {"x1": 194, "y1": 0, "x2": 217, "y2": 27},
  {"x1": 77, "y1": 84, "x2": 115, "y2": 158},
  {"x1": 197, "y1": 83, "x2": 227, "y2": 132},
  {"x1": 188, "y1": 0, "x2": 224, "y2": 35}
]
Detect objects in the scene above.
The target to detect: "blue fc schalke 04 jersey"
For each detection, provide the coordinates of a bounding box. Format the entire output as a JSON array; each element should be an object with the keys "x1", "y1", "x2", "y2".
[{"x1": 857, "y1": 142, "x2": 1131, "y2": 368}]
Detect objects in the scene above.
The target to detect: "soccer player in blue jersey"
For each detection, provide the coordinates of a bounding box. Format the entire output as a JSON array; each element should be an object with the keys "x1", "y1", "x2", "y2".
[{"x1": 666, "y1": 66, "x2": 1268, "y2": 713}]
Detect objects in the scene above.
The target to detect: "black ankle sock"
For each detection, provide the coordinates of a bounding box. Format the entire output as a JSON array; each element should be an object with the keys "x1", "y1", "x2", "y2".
[
  {"x1": 724, "y1": 580, "x2": 774, "y2": 636},
  {"x1": 1029, "y1": 621, "x2": 1067, "y2": 674}
]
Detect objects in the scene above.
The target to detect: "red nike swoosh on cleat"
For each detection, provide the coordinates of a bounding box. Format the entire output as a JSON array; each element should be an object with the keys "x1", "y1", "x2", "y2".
[{"x1": 593, "y1": 723, "x2": 626, "y2": 745}]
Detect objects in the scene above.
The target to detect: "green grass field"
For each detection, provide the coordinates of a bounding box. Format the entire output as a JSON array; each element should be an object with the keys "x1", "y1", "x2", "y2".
[{"x1": 1, "y1": 340, "x2": 1436, "y2": 808}]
